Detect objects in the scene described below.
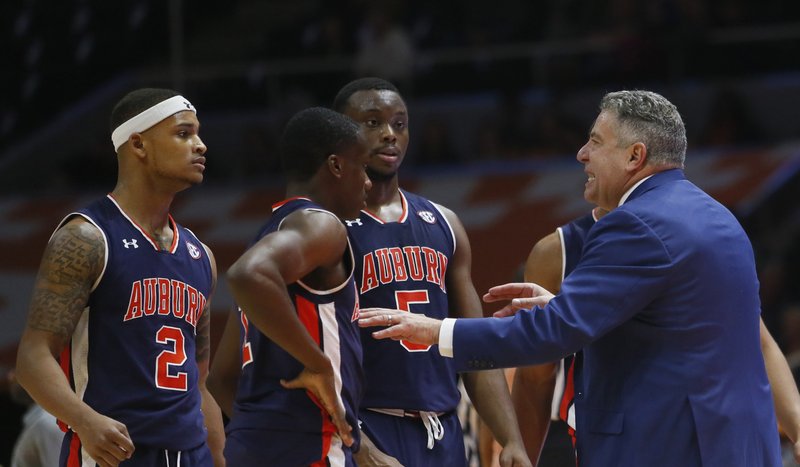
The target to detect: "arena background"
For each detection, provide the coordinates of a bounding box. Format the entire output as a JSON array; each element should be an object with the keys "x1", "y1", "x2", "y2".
[{"x1": 2, "y1": 1, "x2": 800, "y2": 465}]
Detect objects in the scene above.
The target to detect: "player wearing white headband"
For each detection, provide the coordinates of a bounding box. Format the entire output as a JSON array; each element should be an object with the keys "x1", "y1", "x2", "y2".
[
  {"x1": 16, "y1": 88, "x2": 225, "y2": 467},
  {"x1": 111, "y1": 94, "x2": 197, "y2": 152}
]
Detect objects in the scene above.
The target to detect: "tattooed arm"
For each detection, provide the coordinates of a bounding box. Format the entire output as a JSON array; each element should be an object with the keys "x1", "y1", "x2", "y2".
[
  {"x1": 16, "y1": 217, "x2": 134, "y2": 467},
  {"x1": 198, "y1": 244, "x2": 226, "y2": 467}
]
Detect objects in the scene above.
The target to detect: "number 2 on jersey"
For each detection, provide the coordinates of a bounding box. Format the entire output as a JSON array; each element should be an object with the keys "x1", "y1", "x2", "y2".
[
  {"x1": 395, "y1": 290, "x2": 432, "y2": 352},
  {"x1": 155, "y1": 325, "x2": 188, "y2": 391}
]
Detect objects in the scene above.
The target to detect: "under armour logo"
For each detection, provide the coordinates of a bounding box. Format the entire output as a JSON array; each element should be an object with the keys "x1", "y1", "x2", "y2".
[
  {"x1": 345, "y1": 219, "x2": 363, "y2": 227},
  {"x1": 122, "y1": 239, "x2": 139, "y2": 249}
]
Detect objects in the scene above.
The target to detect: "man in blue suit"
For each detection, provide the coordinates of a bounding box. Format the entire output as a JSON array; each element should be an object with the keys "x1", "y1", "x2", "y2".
[{"x1": 360, "y1": 90, "x2": 782, "y2": 466}]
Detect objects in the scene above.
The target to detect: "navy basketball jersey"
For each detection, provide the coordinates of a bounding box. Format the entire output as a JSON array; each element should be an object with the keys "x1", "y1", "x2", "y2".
[
  {"x1": 554, "y1": 210, "x2": 598, "y2": 438},
  {"x1": 227, "y1": 198, "x2": 363, "y2": 457},
  {"x1": 346, "y1": 190, "x2": 461, "y2": 412},
  {"x1": 58, "y1": 195, "x2": 212, "y2": 455}
]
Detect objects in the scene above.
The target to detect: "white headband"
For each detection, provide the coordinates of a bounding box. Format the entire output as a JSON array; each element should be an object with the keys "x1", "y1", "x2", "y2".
[{"x1": 111, "y1": 95, "x2": 196, "y2": 152}]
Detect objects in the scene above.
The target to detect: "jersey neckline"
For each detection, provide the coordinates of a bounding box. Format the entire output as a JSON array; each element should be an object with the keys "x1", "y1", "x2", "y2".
[
  {"x1": 360, "y1": 190, "x2": 409, "y2": 224},
  {"x1": 106, "y1": 194, "x2": 179, "y2": 253}
]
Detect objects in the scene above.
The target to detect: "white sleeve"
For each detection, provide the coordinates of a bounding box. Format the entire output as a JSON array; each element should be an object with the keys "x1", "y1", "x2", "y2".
[{"x1": 438, "y1": 318, "x2": 458, "y2": 358}]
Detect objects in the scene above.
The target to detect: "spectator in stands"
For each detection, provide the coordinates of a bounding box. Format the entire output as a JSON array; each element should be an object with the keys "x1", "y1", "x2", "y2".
[{"x1": 354, "y1": 4, "x2": 415, "y2": 91}]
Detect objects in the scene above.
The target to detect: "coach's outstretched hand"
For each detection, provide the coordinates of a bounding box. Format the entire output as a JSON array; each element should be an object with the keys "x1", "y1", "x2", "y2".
[
  {"x1": 281, "y1": 365, "x2": 353, "y2": 447},
  {"x1": 482, "y1": 282, "x2": 555, "y2": 318},
  {"x1": 359, "y1": 308, "x2": 442, "y2": 347}
]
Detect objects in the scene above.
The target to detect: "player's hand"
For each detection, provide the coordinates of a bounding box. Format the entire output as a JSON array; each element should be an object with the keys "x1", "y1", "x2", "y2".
[
  {"x1": 498, "y1": 440, "x2": 533, "y2": 467},
  {"x1": 792, "y1": 438, "x2": 800, "y2": 464},
  {"x1": 281, "y1": 365, "x2": 354, "y2": 447},
  {"x1": 353, "y1": 431, "x2": 404, "y2": 466},
  {"x1": 482, "y1": 282, "x2": 554, "y2": 318},
  {"x1": 72, "y1": 411, "x2": 134, "y2": 467},
  {"x1": 359, "y1": 308, "x2": 442, "y2": 347}
]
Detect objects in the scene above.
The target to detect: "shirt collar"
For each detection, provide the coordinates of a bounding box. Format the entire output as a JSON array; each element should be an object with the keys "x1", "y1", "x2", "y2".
[{"x1": 618, "y1": 174, "x2": 654, "y2": 206}]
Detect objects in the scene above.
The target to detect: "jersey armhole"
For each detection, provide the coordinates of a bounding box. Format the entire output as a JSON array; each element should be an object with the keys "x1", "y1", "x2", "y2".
[
  {"x1": 286, "y1": 208, "x2": 353, "y2": 295},
  {"x1": 430, "y1": 202, "x2": 457, "y2": 254},
  {"x1": 556, "y1": 227, "x2": 567, "y2": 283}
]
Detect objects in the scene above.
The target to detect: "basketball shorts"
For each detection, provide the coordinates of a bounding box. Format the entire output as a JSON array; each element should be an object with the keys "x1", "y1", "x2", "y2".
[
  {"x1": 59, "y1": 430, "x2": 212, "y2": 467},
  {"x1": 360, "y1": 409, "x2": 467, "y2": 467},
  {"x1": 224, "y1": 427, "x2": 354, "y2": 467}
]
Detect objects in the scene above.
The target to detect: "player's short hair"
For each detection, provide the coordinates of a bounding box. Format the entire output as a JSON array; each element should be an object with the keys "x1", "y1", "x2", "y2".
[
  {"x1": 110, "y1": 88, "x2": 181, "y2": 133},
  {"x1": 332, "y1": 77, "x2": 399, "y2": 112},
  {"x1": 281, "y1": 107, "x2": 362, "y2": 182}
]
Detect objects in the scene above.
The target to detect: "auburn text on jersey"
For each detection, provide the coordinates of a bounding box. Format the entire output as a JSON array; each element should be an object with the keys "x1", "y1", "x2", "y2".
[
  {"x1": 123, "y1": 277, "x2": 206, "y2": 327},
  {"x1": 359, "y1": 246, "x2": 448, "y2": 294}
]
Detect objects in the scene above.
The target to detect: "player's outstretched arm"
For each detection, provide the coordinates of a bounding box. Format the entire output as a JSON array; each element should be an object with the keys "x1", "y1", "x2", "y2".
[
  {"x1": 197, "y1": 245, "x2": 226, "y2": 467},
  {"x1": 16, "y1": 218, "x2": 134, "y2": 467},
  {"x1": 761, "y1": 318, "x2": 800, "y2": 463},
  {"x1": 225, "y1": 210, "x2": 353, "y2": 446}
]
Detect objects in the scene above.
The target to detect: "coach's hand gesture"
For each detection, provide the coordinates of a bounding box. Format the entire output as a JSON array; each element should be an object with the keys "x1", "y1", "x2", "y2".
[
  {"x1": 482, "y1": 282, "x2": 555, "y2": 318},
  {"x1": 359, "y1": 308, "x2": 442, "y2": 347}
]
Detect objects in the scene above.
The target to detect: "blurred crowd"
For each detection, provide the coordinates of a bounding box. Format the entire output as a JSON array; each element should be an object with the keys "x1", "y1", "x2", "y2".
[{"x1": 3, "y1": 0, "x2": 800, "y2": 155}]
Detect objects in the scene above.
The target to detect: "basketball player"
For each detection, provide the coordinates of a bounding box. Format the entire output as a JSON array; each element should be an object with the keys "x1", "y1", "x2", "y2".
[
  {"x1": 15, "y1": 88, "x2": 225, "y2": 467},
  {"x1": 510, "y1": 207, "x2": 800, "y2": 464},
  {"x1": 332, "y1": 77, "x2": 529, "y2": 467},
  {"x1": 208, "y1": 107, "x2": 371, "y2": 466},
  {"x1": 510, "y1": 208, "x2": 603, "y2": 465}
]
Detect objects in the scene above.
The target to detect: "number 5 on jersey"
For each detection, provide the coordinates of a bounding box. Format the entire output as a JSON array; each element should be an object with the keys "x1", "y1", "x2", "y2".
[{"x1": 395, "y1": 290, "x2": 431, "y2": 352}]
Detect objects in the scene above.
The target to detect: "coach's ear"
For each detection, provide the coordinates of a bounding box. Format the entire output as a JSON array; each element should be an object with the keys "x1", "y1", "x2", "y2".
[
  {"x1": 327, "y1": 154, "x2": 344, "y2": 178},
  {"x1": 627, "y1": 142, "x2": 647, "y2": 173}
]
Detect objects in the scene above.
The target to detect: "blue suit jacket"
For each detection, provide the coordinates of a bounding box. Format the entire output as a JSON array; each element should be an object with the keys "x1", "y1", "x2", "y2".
[{"x1": 454, "y1": 170, "x2": 781, "y2": 466}]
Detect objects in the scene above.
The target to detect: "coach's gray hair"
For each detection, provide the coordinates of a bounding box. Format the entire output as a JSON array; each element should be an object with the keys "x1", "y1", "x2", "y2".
[{"x1": 599, "y1": 90, "x2": 686, "y2": 168}]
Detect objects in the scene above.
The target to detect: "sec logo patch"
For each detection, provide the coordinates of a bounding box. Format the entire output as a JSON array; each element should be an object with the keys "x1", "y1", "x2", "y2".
[
  {"x1": 418, "y1": 211, "x2": 436, "y2": 224},
  {"x1": 186, "y1": 241, "x2": 202, "y2": 259}
]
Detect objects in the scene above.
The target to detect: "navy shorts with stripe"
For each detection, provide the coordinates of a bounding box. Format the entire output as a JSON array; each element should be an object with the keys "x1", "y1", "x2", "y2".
[
  {"x1": 359, "y1": 410, "x2": 466, "y2": 467},
  {"x1": 224, "y1": 428, "x2": 355, "y2": 467},
  {"x1": 59, "y1": 431, "x2": 212, "y2": 467}
]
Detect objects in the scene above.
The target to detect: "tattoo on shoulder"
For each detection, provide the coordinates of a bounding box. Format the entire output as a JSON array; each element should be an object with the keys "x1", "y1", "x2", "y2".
[{"x1": 27, "y1": 221, "x2": 105, "y2": 336}]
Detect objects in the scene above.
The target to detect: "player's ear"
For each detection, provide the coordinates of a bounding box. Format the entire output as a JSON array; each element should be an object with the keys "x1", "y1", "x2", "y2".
[
  {"x1": 327, "y1": 154, "x2": 343, "y2": 177},
  {"x1": 129, "y1": 133, "x2": 146, "y2": 158}
]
